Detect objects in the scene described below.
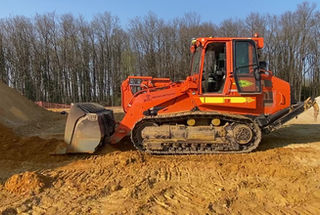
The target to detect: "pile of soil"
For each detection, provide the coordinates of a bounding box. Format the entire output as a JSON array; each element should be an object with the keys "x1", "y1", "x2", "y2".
[
  {"x1": 0, "y1": 123, "x2": 65, "y2": 162},
  {"x1": 0, "y1": 81, "x2": 65, "y2": 137},
  {"x1": 0, "y1": 82, "x2": 71, "y2": 182},
  {"x1": 0, "y1": 81, "x2": 49, "y2": 127},
  {"x1": 4, "y1": 171, "x2": 51, "y2": 195},
  {"x1": 0, "y1": 122, "x2": 72, "y2": 184}
]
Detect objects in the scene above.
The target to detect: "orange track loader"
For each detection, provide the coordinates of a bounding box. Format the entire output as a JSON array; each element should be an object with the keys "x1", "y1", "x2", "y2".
[{"x1": 61, "y1": 36, "x2": 318, "y2": 154}]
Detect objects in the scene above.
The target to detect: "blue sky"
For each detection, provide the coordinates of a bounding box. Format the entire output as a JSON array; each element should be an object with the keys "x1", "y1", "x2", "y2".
[{"x1": 0, "y1": 0, "x2": 318, "y2": 27}]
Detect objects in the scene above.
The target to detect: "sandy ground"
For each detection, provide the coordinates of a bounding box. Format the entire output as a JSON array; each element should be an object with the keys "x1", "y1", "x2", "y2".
[
  {"x1": 0, "y1": 82, "x2": 320, "y2": 214},
  {"x1": 0, "y1": 111, "x2": 319, "y2": 214}
]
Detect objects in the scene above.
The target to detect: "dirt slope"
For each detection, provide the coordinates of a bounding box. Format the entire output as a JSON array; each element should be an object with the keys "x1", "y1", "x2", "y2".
[
  {"x1": 0, "y1": 81, "x2": 65, "y2": 138},
  {"x1": 0, "y1": 81, "x2": 49, "y2": 127},
  {"x1": 0, "y1": 84, "x2": 319, "y2": 214}
]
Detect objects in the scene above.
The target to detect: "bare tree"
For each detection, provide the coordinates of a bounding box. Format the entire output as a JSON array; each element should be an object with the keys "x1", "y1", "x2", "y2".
[{"x1": 0, "y1": 2, "x2": 318, "y2": 105}]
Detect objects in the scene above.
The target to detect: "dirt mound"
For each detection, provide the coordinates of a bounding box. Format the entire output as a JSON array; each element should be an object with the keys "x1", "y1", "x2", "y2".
[
  {"x1": 0, "y1": 81, "x2": 65, "y2": 137},
  {"x1": 0, "y1": 123, "x2": 66, "y2": 162},
  {"x1": 0, "y1": 122, "x2": 73, "y2": 182},
  {"x1": 0, "y1": 83, "x2": 71, "y2": 183},
  {"x1": 4, "y1": 171, "x2": 51, "y2": 195},
  {"x1": 0, "y1": 81, "x2": 47, "y2": 127}
]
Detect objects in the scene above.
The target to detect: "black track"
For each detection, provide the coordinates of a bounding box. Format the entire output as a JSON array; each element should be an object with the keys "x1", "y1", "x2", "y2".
[{"x1": 131, "y1": 111, "x2": 262, "y2": 154}]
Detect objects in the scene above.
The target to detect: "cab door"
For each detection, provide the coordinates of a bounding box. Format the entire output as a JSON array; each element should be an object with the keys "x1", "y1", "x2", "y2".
[
  {"x1": 233, "y1": 40, "x2": 262, "y2": 94},
  {"x1": 201, "y1": 42, "x2": 227, "y2": 94}
]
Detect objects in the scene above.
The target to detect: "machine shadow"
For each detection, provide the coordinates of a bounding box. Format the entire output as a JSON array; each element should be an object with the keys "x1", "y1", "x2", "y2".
[
  {"x1": 258, "y1": 124, "x2": 320, "y2": 151},
  {"x1": 97, "y1": 136, "x2": 136, "y2": 154}
]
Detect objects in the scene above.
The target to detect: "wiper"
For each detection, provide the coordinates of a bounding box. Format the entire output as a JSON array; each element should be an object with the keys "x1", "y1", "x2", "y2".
[{"x1": 235, "y1": 63, "x2": 258, "y2": 70}]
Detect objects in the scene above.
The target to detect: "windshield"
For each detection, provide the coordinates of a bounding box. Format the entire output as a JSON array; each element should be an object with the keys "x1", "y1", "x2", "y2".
[{"x1": 191, "y1": 47, "x2": 202, "y2": 75}]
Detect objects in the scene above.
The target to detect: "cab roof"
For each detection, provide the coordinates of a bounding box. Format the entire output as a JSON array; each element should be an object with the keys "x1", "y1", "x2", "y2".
[{"x1": 194, "y1": 37, "x2": 264, "y2": 49}]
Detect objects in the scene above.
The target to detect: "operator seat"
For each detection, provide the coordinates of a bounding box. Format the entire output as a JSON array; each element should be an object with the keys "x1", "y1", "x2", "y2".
[{"x1": 207, "y1": 69, "x2": 225, "y2": 92}]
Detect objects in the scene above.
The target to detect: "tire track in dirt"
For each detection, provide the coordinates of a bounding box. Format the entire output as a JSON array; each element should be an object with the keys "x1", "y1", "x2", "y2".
[{"x1": 1, "y1": 144, "x2": 320, "y2": 214}]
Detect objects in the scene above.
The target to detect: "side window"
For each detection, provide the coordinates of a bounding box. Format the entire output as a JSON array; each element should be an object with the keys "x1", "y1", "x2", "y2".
[
  {"x1": 202, "y1": 42, "x2": 226, "y2": 93},
  {"x1": 235, "y1": 41, "x2": 257, "y2": 73},
  {"x1": 234, "y1": 41, "x2": 261, "y2": 93}
]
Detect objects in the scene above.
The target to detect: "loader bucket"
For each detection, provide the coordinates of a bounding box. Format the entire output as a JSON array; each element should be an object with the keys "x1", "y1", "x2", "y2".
[{"x1": 56, "y1": 103, "x2": 115, "y2": 154}]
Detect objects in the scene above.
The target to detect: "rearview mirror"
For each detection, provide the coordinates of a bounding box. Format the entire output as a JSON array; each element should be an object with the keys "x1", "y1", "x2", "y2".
[{"x1": 254, "y1": 67, "x2": 261, "y2": 82}]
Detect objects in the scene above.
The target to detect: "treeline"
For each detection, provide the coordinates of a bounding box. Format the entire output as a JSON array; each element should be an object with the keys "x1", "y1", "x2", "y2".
[{"x1": 0, "y1": 2, "x2": 319, "y2": 105}]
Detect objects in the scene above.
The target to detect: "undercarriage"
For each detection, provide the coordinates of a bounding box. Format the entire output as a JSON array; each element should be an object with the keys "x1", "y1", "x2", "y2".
[{"x1": 131, "y1": 112, "x2": 262, "y2": 154}]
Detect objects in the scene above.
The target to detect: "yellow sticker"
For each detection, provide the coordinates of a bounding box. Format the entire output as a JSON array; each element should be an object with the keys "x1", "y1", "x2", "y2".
[
  {"x1": 238, "y1": 80, "x2": 254, "y2": 87},
  {"x1": 200, "y1": 97, "x2": 255, "y2": 104}
]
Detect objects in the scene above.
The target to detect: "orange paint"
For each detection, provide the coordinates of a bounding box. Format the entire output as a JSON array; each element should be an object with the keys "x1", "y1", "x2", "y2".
[{"x1": 110, "y1": 37, "x2": 291, "y2": 144}]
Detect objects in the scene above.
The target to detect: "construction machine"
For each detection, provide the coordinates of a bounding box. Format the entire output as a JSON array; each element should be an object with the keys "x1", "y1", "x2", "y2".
[{"x1": 61, "y1": 36, "x2": 318, "y2": 154}]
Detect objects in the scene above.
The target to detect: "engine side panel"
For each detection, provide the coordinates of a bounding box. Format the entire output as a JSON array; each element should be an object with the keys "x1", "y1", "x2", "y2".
[{"x1": 263, "y1": 76, "x2": 291, "y2": 115}]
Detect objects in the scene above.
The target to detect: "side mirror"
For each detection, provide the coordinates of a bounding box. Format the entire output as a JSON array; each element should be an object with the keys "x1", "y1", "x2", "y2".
[
  {"x1": 259, "y1": 61, "x2": 267, "y2": 70},
  {"x1": 254, "y1": 67, "x2": 261, "y2": 82}
]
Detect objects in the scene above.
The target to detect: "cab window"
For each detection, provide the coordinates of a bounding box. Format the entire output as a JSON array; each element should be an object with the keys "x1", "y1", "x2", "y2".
[
  {"x1": 202, "y1": 42, "x2": 226, "y2": 93},
  {"x1": 234, "y1": 40, "x2": 261, "y2": 93}
]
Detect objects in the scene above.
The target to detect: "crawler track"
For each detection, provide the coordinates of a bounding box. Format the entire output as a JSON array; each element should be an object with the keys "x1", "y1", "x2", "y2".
[{"x1": 131, "y1": 111, "x2": 261, "y2": 154}]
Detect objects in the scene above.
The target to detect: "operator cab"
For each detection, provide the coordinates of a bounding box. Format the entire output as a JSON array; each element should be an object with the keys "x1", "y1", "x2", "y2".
[{"x1": 191, "y1": 38, "x2": 262, "y2": 95}]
